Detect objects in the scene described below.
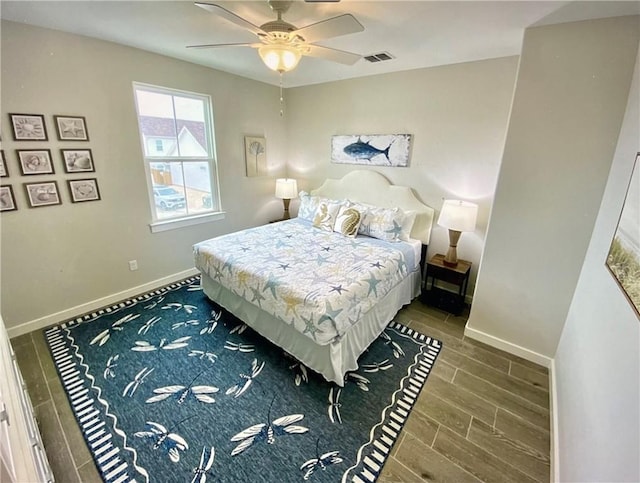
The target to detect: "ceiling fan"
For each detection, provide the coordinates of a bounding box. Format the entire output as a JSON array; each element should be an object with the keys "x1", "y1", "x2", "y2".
[{"x1": 188, "y1": 0, "x2": 365, "y2": 73}]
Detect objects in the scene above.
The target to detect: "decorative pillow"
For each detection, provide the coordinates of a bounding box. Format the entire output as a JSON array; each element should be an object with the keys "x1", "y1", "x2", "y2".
[
  {"x1": 333, "y1": 206, "x2": 362, "y2": 238},
  {"x1": 297, "y1": 191, "x2": 320, "y2": 221},
  {"x1": 400, "y1": 210, "x2": 417, "y2": 241},
  {"x1": 312, "y1": 200, "x2": 342, "y2": 231},
  {"x1": 357, "y1": 205, "x2": 414, "y2": 242}
]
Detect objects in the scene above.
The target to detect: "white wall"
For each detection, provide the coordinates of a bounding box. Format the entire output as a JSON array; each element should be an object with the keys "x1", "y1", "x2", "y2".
[
  {"x1": 286, "y1": 56, "x2": 519, "y2": 293},
  {"x1": 0, "y1": 21, "x2": 287, "y2": 331},
  {"x1": 467, "y1": 16, "x2": 640, "y2": 361},
  {"x1": 554, "y1": 49, "x2": 640, "y2": 483}
]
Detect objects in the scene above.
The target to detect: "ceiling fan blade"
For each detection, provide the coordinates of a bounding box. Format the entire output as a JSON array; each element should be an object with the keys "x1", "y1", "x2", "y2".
[
  {"x1": 195, "y1": 2, "x2": 264, "y2": 35},
  {"x1": 187, "y1": 42, "x2": 259, "y2": 50},
  {"x1": 305, "y1": 45, "x2": 361, "y2": 65},
  {"x1": 294, "y1": 14, "x2": 363, "y2": 43}
]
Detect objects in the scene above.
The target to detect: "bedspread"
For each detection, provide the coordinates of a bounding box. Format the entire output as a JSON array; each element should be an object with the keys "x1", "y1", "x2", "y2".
[{"x1": 193, "y1": 219, "x2": 414, "y2": 345}]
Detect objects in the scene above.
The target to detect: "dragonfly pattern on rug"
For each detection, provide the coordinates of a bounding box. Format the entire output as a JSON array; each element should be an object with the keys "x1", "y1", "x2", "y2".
[
  {"x1": 191, "y1": 446, "x2": 215, "y2": 483},
  {"x1": 134, "y1": 418, "x2": 191, "y2": 463},
  {"x1": 230, "y1": 397, "x2": 309, "y2": 456},
  {"x1": 146, "y1": 371, "x2": 219, "y2": 405},
  {"x1": 44, "y1": 276, "x2": 442, "y2": 483}
]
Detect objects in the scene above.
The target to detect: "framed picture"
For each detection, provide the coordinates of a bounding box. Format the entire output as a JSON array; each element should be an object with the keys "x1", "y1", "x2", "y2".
[
  {"x1": 54, "y1": 115, "x2": 89, "y2": 141},
  {"x1": 17, "y1": 149, "x2": 54, "y2": 175},
  {"x1": 606, "y1": 152, "x2": 640, "y2": 318},
  {"x1": 0, "y1": 151, "x2": 7, "y2": 177},
  {"x1": 61, "y1": 149, "x2": 95, "y2": 173},
  {"x1": 68, "y1": 178, "x2": 100, "y2": 203},
  {"x1": 24, "y1": 181, "x2": 61, "y2": 208},
  {"x1": 331, "y1": 134, "x2": 412, "y2": 167},
  {"x1": 0, "y1": 185, "x2": 17, "y2": 212},
  {"x1": 9, "y1": 113, "x2": 48, "y2": 141},
  {"x1": 244, "y1": 136, "x2": 267, "y2": 177}
]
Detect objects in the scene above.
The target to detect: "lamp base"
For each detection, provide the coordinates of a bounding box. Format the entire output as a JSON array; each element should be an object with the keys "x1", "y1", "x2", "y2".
[
  {"x1": 443, "y1": 229, "x2": 462, "y2": 267},
  {"x1": 282, "y1": 198, "x2": 291, "y2": 220}
]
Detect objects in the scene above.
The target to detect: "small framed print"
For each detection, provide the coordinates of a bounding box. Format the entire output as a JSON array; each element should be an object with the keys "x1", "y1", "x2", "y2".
[
  {"x1": 9, "y1": 113, "x2": 48, "y2": 141},
  {"x1": 61, "y1": 149, "x2": 94, "y2": 173},
  {"x1": 68, "y1": 178, "x2": 100, "y2": 203},
  {"x1": 17, "y1": 149, "x2": 54, "y2": 175},
  {"x1": 24, "y1": 181, "x2": 61, "y2": 208},
  {"x1": 244, "y1": 136, "x2": 267, "y2": 177},
  {"x1": 0, "y1": 151, "x2": 7, "y2": 177},
  {"x1": 0, "y1": 186, "x2": 17, "y2": 212},
  {"x1": 54, "y1": 115, "x2": 89, "y2": 141}
]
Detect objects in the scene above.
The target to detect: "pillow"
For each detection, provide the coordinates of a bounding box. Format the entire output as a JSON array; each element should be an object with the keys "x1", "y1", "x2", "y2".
[
  {"x1": 312, "y1": 200, "x2": 342, "y2": 231},
  {"x1": 357, "y1": 205, "x2": 414, "y2": 242},
  {"x1": 297, "y1": 191, "x2": 320, "y2": 221},
  {"x1": 333, "y1": 206, "x2": 362, "y2": 238},
  {"x1": 400, "y1": 210, "x2": 417, "y2": 241}
]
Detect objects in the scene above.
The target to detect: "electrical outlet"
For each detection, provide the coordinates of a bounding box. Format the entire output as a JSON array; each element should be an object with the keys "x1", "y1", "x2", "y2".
[{"x1": 128, "y1": 260, "x2": 138, "y2": 271}]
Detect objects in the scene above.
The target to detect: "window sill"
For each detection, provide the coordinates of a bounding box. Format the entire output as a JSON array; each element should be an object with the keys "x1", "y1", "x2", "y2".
[{"x1": 149, "y1": 211, "x2": 226, "y2": 233}]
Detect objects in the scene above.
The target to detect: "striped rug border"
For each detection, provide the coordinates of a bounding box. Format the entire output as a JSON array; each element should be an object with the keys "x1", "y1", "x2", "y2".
[{"x1": 348, "y1": 321, "x2": 442, "y2": 483}]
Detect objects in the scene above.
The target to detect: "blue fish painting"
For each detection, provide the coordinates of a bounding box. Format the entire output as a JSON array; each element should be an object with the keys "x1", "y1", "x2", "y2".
[
  {"x1": 343, "y1": 137, "x2": 392, "y2": 162},
  {"x1": 332, "y1": 134, "x2": 412, "y2": 167}
]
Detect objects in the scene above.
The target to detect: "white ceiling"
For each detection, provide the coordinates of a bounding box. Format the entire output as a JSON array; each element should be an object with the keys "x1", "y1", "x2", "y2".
[{"x1": 2, "y1": 1, "x2": 639, "y2": 88}]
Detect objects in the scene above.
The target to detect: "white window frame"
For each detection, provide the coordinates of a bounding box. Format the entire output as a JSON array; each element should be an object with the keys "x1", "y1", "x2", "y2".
[{"x1": 132, "y1": 82, "x2": 224, "y2": 232}]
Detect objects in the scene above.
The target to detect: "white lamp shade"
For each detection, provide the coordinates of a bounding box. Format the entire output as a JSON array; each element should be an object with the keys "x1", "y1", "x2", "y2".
[
  {"x1": 275, "y1": 178, "x2": 298, "y2": 199},
  {"x1": 437, "y1": 200, "x2": 478, "y2": 232},
  {"x1": 258, "y1": 45, "x2": 302, "y2": 73}
]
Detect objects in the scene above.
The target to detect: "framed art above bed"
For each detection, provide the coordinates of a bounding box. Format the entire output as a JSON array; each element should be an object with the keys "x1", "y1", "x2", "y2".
[{"x1": 194, "y1": 170, "x2": 434, "y2": 385}]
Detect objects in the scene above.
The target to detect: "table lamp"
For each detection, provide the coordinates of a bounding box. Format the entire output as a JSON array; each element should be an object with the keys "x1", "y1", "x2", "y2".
[
  {"x1": 437, "y1": 199, "x2": 478, "y2": 267},
  {"x1": 275, "y1": 178, "x2": 298, "y2": 219}
]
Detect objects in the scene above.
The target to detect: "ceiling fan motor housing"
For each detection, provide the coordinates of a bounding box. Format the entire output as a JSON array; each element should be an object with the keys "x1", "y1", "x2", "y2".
[{"x1": 259, "y1": 19, "x2": 297, "y2": 35}]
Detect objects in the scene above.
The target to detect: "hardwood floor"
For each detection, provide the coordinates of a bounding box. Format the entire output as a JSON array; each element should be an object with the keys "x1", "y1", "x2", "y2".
[{"x1": 11, "y1": 299, "x2": 550, "y2": 483}]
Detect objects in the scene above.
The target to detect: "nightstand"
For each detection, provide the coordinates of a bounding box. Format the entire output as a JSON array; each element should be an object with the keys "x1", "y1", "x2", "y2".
[{"x1": 422, "y1": 253, "x2": 471, "y2": 315}]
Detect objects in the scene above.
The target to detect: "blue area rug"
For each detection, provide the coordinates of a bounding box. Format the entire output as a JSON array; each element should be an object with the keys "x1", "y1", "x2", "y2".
[{"x1": 45, "y1": 276, "x2": 441, "y2": 483}]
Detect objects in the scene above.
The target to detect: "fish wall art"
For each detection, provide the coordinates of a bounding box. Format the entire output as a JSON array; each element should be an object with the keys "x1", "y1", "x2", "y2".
[{"x1": 331, "y1": 134, "x2": 412, "y2": 167}]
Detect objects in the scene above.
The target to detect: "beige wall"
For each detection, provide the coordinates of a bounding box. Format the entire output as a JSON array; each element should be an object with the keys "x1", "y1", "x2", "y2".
[
  {"x1": 285, "y1": 56, "x2": 520, "y2": 293},
  {"x1": 467, "y1": 16, "x2": 640, "y2": 360},
  {"x1": 554, "y1": 46, "x2": 639, "y2": 483},
  {"x1": 0, "y1": 21, "x2": 287, "y2": 330}
]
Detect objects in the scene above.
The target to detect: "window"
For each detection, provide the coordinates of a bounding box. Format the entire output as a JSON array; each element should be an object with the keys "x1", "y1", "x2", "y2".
[{"x1": 133, "y1": 83, "x2": 221, "y2": 229}]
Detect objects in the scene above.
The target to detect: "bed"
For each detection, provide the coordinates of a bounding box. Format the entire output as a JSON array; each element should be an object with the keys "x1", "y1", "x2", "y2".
[{"x1": 193, "y1": 170, "x2": 434, "y2": 385}]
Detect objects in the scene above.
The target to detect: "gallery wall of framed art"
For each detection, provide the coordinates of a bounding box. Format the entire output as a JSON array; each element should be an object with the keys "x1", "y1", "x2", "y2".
[{"x1": 1, "y1": 112, "x2": 101, "y2": 211}]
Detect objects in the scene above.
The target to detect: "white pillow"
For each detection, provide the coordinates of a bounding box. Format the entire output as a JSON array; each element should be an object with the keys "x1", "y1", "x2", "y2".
[
  {"x1": 333, "y1": 206, "x2": 362, "y2": 238},
  {"x1": 312, "y1": 200, "x2": 342, "y2": 231},
  {"x1": 401, "y1": 210, "x2": 417, "y2": 241},
  {"x1": 355, "y1": 204, "x2": 415, "y2": 242}
]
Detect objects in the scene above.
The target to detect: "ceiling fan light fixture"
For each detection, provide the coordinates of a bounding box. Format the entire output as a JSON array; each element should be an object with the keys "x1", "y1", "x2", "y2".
[{"x1": 258, "y1": 43, "x2": 302, "y2": 72}]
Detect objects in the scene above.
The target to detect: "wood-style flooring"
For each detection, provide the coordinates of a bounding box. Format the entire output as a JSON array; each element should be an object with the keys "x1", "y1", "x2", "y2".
[{"x1": 11, "y1": 299, "x2": 550, "y2": 483}]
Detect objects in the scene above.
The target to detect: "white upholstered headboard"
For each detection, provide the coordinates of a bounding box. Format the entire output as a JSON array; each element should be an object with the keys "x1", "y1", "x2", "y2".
[{"x1": 310, "y1": 170, "x2": 435, "y2": 245}]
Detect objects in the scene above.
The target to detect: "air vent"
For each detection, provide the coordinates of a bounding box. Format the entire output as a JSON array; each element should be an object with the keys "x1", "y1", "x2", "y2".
[{"x1": 364, "y1": 52, "x2": 395, "y2": 63}]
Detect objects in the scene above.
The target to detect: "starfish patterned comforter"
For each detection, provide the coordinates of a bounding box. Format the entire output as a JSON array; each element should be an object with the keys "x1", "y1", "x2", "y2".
[{"x1": 193, "y1": 218, "x2": 417, "y2": 346}]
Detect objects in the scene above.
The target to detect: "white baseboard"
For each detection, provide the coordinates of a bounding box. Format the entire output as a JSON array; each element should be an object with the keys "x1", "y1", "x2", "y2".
[
  {"x1": 549, "y1": 358, "x2": 560, "y2": 482},
  {"x1": 463, "y1": 325, "x2": 553, "y2": 368},
  {"x1": 7, "y1": 268, "x2": 200, "y2": 338}
]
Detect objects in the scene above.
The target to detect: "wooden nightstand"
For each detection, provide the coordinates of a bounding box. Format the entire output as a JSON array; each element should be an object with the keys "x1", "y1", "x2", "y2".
[{"x1": 422, "y1": 253, "x2": 471, "y2": 315}]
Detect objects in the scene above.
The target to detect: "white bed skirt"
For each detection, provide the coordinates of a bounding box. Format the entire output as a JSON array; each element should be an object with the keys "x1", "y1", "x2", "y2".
[{"x1": 200, "y1": 270, "x2": 421, "y2": 386}]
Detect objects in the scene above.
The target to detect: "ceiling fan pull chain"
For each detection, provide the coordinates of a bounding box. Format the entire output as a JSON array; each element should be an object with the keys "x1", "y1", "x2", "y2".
[{"x1": 279, "y1": 72, "x2": 284, "y2": 117}]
